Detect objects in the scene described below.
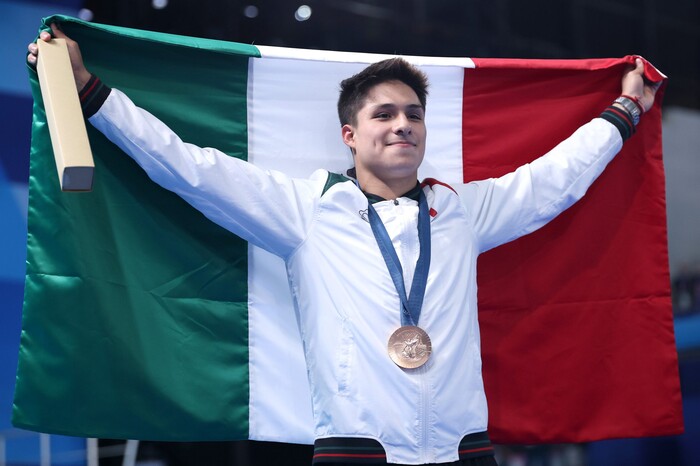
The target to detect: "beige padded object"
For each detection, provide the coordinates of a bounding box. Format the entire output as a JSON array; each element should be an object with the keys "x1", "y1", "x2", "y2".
[{"x1": 37, "y1": 38, "x2": 94, "y2": 191}]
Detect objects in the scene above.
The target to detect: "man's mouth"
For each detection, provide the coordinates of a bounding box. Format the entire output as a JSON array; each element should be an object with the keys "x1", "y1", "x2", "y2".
[{"x1": 387, "y1": 140, "x2": 415, "y2": 147}]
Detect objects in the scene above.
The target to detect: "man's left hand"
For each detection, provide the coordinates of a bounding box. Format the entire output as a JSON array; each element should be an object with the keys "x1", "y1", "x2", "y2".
[{"x1": 621, "y1": 58, "x2": 660, "y2": 113}]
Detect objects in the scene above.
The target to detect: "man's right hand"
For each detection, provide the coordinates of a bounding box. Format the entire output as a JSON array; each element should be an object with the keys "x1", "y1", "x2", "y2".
[{"x1": 27, "y1": 23, "x2": 92, "y2": 92}]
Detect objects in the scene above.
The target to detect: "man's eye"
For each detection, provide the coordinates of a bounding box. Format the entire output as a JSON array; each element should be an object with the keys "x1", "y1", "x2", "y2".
[
  {"x1": 409, "y1": 114, "x2": 423, "y2": 121},
  {"x1": 375, "y1": 113, "x2": 391, "y2": 119}
]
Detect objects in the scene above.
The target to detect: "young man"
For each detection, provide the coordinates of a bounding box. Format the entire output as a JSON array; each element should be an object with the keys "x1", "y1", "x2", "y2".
[{"x1": 29, "y1": 25, "x2": 658, "y2": 466}]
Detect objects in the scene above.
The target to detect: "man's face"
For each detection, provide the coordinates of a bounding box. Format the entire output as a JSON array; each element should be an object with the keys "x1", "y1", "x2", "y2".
[{"x1": 342, "y1": 80, "x2": 426, "y2": 189}]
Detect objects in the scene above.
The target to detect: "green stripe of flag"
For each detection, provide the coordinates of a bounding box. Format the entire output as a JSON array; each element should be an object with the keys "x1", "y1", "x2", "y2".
[{"x1": 13, "y1": 15, "x2": 259, "y2": 440}]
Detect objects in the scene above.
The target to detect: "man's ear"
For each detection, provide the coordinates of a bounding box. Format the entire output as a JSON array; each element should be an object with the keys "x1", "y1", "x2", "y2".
[{"x1": 341, "y1": 124, "x2": 355, "y2": 150}]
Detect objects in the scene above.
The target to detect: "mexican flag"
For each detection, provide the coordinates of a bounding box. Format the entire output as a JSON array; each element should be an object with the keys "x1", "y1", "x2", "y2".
[{"x1": 13, "y1": 15, "x2": 683, "y2": 444}]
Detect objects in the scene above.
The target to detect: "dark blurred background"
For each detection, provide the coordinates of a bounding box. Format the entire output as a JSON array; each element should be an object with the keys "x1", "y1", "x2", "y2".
[
  {"x1": 2, "y1": 0, "x2": 699, "y2": 465},
  {"x1": 82, "y1": 0, "x2": 699, "y2": 109}
]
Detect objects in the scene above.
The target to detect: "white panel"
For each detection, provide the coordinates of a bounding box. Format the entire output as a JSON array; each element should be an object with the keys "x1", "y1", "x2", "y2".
[{"x1": 245, "y1": 55, "x2": 466, "y2": 442}]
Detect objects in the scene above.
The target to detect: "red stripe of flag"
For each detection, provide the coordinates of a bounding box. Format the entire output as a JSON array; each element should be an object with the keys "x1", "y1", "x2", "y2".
[{"x1": 462, "y1": 57, "x2": 682, "y2": 444}]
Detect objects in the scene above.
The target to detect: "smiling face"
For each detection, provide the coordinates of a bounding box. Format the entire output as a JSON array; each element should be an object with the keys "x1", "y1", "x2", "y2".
[{"x1": 341, "y1": 80, "x2": 427, "y2": 197}]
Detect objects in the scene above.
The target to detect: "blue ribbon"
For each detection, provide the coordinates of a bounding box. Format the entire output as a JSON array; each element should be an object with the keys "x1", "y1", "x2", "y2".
[{"x1": 367, "y1": 189, "x2": 431, "y2": 327}]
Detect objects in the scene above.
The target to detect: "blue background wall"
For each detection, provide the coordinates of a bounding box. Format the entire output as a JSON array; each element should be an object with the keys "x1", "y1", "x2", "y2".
[{"x1": 1, "y1": 1, "x2": 85, "y2": 463}]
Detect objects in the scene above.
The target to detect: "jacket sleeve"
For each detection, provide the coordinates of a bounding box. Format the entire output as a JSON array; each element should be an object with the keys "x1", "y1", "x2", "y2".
[
  {"x1": 89, "y1": 88, "x2": 322, "y2": 259},
  {"x1": 457, "y1": 118, "x2": 623, "y2": 253}
]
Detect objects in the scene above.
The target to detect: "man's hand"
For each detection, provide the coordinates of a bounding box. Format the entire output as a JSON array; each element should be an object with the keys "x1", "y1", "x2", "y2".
[
  {"x1": 27, "y1": 23, "x2": 92, "y2": 92},
  {"x1": 621, "y1": 57, "x2": 660, "y2": 113}
]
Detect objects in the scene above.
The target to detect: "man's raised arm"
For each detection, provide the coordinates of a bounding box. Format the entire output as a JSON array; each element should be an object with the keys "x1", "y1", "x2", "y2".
[
  {"x1": 28, "y1": 25, "x2": 322, "y2": 259},
  {"x1": 459, "y1": 59, "x2": 661, "y2": 253}
]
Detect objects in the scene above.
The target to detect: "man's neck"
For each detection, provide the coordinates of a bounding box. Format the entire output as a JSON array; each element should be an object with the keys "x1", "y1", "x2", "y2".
[{"x1": 358, "y1": 176, "x2": 419, "y2": 201}]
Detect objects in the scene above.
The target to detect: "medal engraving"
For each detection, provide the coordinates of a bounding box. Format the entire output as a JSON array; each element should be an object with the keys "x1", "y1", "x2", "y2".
[{"x1": 388, "y1": 326, "x2": 432, "y2": 369}]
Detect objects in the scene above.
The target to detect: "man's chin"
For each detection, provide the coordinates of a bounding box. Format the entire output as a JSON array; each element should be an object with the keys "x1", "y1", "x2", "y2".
[{"x1": 383, "y1": 160, "x2": 423, "y2": 178}]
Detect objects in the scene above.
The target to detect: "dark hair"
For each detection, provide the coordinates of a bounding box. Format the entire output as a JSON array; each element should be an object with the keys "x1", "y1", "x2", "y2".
[{"x1": 337, "y1": 58, "x2": 429, "y2": 126}]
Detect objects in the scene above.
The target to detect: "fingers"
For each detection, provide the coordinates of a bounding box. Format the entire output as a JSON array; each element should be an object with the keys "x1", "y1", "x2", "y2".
[
  {"x1": 27, "y1": 50, "x2": 37, "y2": 66},
  {"x1": 50, "y1": 23, "x2": 67, "y2": 39},
  {"x1": 634, "y1": 57, "x2": 644, "y2": 73},
  {"x1": 27, "y1": 23, "x2": 66, "y2": 66},
  {"x1": 634, "y1": 58, "x2": 663, "y2": 110},
  {"x1": 27, "y1": 39, "x2": 41, "y2": 66},
  {"x1": 644, "y1": 80, "x2": 662, "y2": 107},
  {"x1": 623, "y1": 58, "x2": 644, "y2": 79},
  {"x1": 36, "y1": 23, "x2": 64, "y2": 43}
]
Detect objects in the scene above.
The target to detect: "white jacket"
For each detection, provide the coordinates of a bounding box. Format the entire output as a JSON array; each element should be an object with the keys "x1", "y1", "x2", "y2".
[{"x1": 90, "y1": 89, "x2": 623, "y2": 464}]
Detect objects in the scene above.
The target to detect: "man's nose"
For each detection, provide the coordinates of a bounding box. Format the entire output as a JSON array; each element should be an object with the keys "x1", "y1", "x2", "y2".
[{"x1": 394, "y1": 115, "x2": 412, "y2": 134}]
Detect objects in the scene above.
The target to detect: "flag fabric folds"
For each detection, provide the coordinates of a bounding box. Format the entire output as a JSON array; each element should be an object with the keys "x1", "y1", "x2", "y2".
[{"x1": 13, "y1": 15, "x2": 683, "y2": 444}]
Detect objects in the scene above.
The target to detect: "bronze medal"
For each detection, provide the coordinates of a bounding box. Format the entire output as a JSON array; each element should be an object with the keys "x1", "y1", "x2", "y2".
[{"x1": 387, "y1": 326, "x2": 432, "y2": 369}]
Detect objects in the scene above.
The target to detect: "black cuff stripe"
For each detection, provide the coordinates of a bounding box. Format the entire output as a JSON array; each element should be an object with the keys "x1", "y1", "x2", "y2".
[
  {"x1": 608, "y1": 105, "x2": 634, "y2": 127},
  {"x1": 600, "y1": 106, "x2": 635, "y2": 142},
  {"x1": 458, "y1": 431, "x2": 495, "y2": 460},
  {"x1": 312, "y1": 437, "x2": 386, "y2": 464},
  {"x1": 79, "y1": 75, "x2": 111, "y2": 119}
]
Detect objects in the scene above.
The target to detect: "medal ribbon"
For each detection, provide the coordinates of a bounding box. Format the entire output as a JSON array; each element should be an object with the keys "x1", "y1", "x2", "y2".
[{"x1": 367, "y1": 189, "x2": 431, "y2": 327}]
